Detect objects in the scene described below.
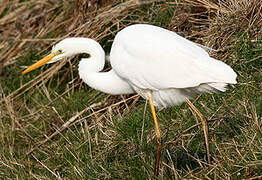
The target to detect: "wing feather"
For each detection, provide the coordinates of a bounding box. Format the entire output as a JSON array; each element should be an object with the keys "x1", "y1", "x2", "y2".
[{"x1": 110, "y1": 24, "x2": 237, "y2": 90}]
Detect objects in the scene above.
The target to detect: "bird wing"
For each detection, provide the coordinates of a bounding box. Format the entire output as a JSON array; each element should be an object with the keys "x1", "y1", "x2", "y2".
[{"x1": 110, "y1": 24, "x2": 237, "y2": 90}]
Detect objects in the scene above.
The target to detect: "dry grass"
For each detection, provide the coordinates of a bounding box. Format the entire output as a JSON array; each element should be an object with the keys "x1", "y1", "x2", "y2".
[{"x1": 0, "y1": 0, "x2": 261, "y2": 179}]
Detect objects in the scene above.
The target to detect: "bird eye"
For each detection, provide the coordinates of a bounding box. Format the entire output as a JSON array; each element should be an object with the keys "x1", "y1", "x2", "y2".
[{"x1": 57, "y1": 49, "x2": 63, "y2": 54}]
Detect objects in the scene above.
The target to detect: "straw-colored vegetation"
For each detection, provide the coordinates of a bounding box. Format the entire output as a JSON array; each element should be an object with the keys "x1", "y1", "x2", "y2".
[{"x1": 0, "y1": 0, "x2": 261, "y2": 179}]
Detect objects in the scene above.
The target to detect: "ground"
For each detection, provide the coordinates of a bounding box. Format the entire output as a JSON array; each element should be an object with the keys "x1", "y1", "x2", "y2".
[{"x1": 0, "y1": 0, "x2": 261, "y2": 179}]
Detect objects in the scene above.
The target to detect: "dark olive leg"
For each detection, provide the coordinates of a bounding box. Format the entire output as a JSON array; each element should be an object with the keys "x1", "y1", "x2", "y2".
[{"x1": 186, "y1": 100, "x2": 211, "y2": 164}]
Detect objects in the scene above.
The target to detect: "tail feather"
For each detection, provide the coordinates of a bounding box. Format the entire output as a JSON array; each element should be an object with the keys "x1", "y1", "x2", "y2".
[{"x1": 208, "y1": 82, "x2": 228, "y2": 92}]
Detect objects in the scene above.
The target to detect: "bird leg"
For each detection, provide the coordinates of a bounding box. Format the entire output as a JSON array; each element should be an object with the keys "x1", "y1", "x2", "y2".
[
  {"x1": 148, "y1": 92, "x2": 162, "y2": 177},
  {"x1": 186, "y1": 100, "x2": 211, "y2": 164}
]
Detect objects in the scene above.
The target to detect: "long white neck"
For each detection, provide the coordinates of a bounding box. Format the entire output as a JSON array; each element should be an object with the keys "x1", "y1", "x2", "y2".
[
  {"x1": 71, "y1": 38, "x2": 105, "y2": 73},
  {"x1": 73, "y1": 38, "x2": 134, "y2": 95}
]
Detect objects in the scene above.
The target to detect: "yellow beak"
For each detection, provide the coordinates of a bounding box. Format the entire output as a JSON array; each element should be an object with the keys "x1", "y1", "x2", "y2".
[{"x1": 22, "y1": 53, "x2": 56, "y2": 75}]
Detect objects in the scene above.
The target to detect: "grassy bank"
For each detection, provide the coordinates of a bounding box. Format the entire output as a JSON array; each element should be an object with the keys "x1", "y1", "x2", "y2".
[{"x1": 0, "y1": 0, "x2": 261, "y2": 179}]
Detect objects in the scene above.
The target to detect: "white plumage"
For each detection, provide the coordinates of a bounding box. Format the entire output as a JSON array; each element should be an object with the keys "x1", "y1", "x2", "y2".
[
  {"x1": 110, "y1": 24, "x2": 237, "y2": 107},
  {"x1": 22, "y1": 24, "x2": 237, "y2": 108}
]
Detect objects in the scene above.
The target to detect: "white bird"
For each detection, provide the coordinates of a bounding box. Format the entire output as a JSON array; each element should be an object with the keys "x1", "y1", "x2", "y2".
[{"x1": 22, "y1": 24, "x2": 237, "y2": 176}]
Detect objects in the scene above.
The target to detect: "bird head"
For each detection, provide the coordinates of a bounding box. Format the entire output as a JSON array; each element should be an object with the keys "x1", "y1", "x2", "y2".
[{"x1": 22, "y1": 38, "x2": 80, "y2": 75}]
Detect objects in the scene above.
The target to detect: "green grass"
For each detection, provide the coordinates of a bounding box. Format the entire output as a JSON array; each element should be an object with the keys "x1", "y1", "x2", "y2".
[{"x1": 1, "y1": 0, "x2": 262, "y2": 179}]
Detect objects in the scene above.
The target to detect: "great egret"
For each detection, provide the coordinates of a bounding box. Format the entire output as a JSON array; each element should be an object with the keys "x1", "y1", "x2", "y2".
[{"x1": 22, "y1": 24, "x2": 237, "y2": 176}]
